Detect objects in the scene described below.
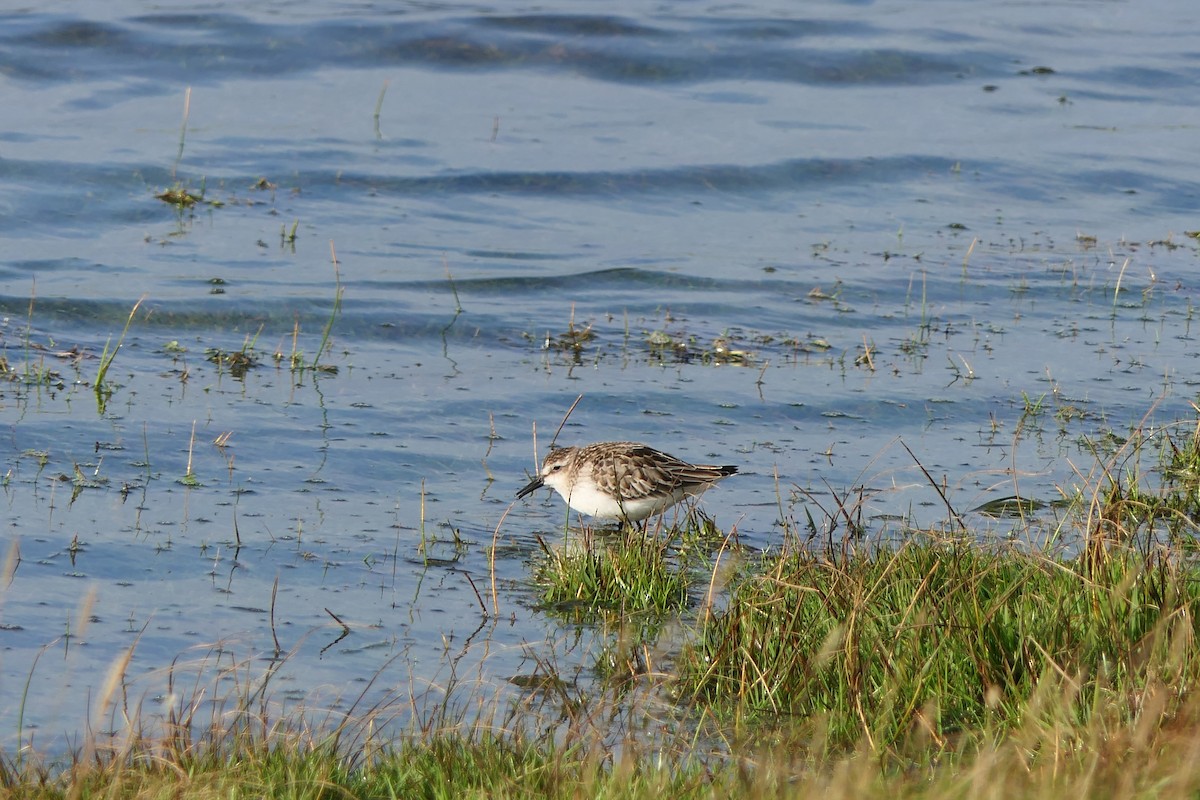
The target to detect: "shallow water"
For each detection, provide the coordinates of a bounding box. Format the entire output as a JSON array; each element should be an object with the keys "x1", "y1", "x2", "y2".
[{"x1": 2, "y1": 0, "x2": 1200, "y2": 749}]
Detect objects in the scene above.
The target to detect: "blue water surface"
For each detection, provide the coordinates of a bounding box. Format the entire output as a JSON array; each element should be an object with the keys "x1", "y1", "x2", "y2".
[{"x1": 1, "y1": 0, "x2": 1199, "y2": 751}]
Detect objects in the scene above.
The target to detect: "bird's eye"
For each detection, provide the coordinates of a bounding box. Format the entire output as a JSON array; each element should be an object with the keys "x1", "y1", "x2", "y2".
[{"x1": 548, "y1": 464, "x2": 563, "y2": 473}]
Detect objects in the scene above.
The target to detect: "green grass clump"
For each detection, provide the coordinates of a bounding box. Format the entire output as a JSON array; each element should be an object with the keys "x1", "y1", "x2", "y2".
[
  {"x1": 535, "y1": 531, "x2": 691, "y2": 614},
  {"x1": 355, "y1": 733, "x2": 606, "y2": 799},
  {"x1": 675, "y1": 536, "x2": 1199, "y2": 757}
]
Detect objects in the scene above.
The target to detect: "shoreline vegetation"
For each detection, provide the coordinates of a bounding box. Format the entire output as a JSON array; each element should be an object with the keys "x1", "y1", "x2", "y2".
[{"x1": 9, "y1": 416, "x2": 1200, "y2": 797}]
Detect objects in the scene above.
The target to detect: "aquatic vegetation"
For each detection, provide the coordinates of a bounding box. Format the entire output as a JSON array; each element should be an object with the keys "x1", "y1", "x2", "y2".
[
  {"x1": 205, "y1": 345, "x2": 261, "y2": 378},
  {"x1": 154, "y1": 182, "x2": 207, "y2": 208},
  {"x1": 94, "y1": 296, "x2": 146, "y2": 413},
  {"x1": 547, "y1": 320, "x2": 596, "y2": 356}
]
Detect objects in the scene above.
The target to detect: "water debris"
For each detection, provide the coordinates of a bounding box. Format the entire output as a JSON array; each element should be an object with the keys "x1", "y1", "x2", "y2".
[
  {"x1": 544, "y1": 319, "x2": 595, "y2": 355},
  {"x1": 156, "y1": 185, "x2": 203, "y2": 207},
  {"x1": 708, "y1": 336, "x2": 752, "y2": 365},
  {"x1": 206, "y1": 348, "x2": 260, "y2": 379},
  {"x1": 155, "y1": 178, "x2": 223, "y2": 208},
  {"x1": 645, "y1": 329, "x2": 688, "y2": 362}
]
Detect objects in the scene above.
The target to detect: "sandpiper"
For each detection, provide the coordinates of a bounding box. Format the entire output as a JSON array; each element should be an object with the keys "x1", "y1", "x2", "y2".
[{"x1": 516, "y1": 441, "x2": 737, "y2": 523}]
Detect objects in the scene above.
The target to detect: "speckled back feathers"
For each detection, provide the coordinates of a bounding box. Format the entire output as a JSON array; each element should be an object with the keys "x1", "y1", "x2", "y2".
[{"x1": 544, "y1": 442, "x2": 735, "y2": 502}]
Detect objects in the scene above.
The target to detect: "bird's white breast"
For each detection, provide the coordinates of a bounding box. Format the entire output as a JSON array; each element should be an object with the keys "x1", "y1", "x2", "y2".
[{"x1": 561, "y1": 481, "x2": 684, "y2": 521}]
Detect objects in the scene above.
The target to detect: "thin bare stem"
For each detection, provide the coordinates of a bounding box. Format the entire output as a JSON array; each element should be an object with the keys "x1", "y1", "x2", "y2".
[
  {"x1": 312, "y1": 241, "x2": 343, "y2": 370},
  {"x1": 899, "y1": 438, "x2": 965, "y2": 531},
  {"x1": 373, "y1": 80, "x2": 389, "y2": 139},
  {"x1": 1114, "y1": 256, "x2": 1131, "y2": 310},
  {"x1": 549, "y1": 394, "x2": 585, "y2": 448},
  {"x1": 173, "y1": 87, "x2": 191, "y2": 179},
  {"x1": 489, "y1": 504, "x2": 515, "y2": 616}
]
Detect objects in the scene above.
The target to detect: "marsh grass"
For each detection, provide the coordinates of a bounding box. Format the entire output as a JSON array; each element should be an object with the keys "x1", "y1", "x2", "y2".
[
  {"x1": 664, "y1": 415, "x2": 1200, "y2": 763},
  {"x1": 675, "y1": 536, "x2": 1198, "y2": 757}
]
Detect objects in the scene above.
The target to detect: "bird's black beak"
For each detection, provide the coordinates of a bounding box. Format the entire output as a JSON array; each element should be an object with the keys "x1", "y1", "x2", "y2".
[{"x1": 516, "y1": 476, "x2": 544, "y2": 500}]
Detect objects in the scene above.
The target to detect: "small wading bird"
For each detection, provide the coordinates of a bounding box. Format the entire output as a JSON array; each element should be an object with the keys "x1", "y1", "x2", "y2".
[{"x1": 516, "y1": 441, "x2": 738, "y2": 523}]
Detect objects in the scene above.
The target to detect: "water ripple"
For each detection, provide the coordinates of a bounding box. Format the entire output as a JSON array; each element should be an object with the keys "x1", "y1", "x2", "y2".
[{"x1": 0, "y1": 12, "x2": 997, "y2": 90}]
